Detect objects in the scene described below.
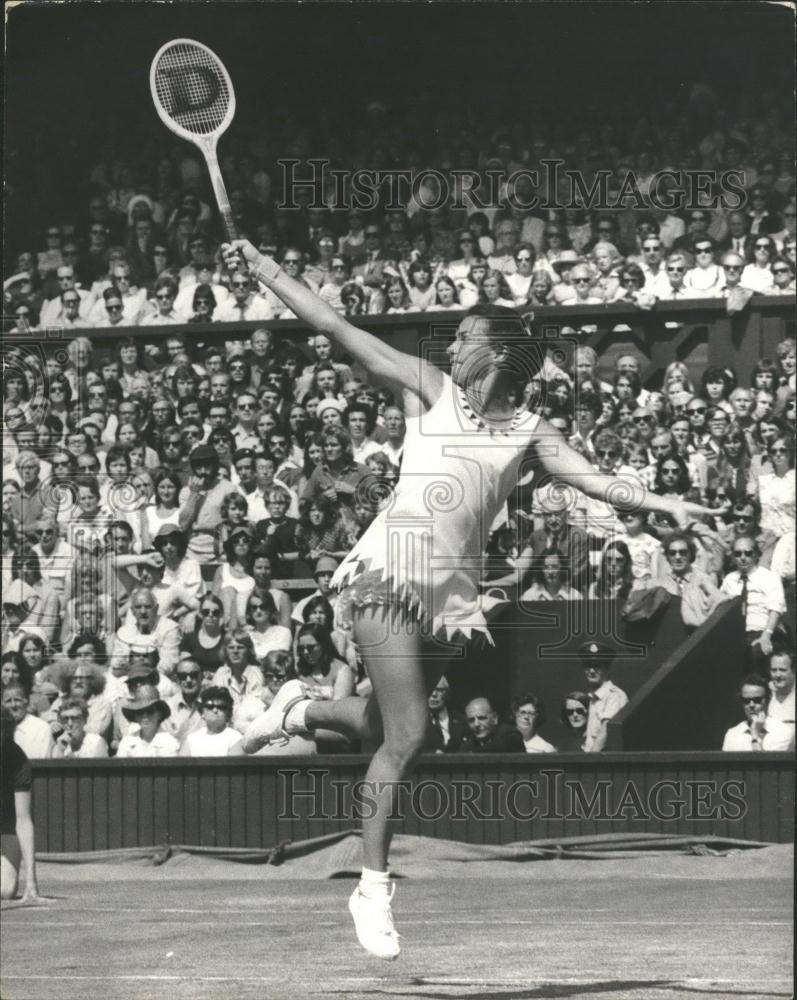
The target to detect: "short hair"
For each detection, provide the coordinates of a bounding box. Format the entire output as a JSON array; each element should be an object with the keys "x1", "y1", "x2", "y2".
[
  {"x1": 738, "y1": 673, "x2": 770, "y2": 702},
  {"x1": 663, "y1": 532, "x2": 697, "y2": 561},
  {"x1": 59, "y1": 696, "x2": 89, "y2": 721},
  {"x1": 511, "y1": 692, "x2": 547, "y2": 727},
  {"x1": 199, "y1": 685, "x2": 234, "y2": 716},
  {"x1": 221, "y1": 629, "x2": 256, "y2": 664}
]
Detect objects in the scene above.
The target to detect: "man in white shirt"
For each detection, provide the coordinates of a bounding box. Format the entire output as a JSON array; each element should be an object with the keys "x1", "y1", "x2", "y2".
[
  {"x1": 114, "y1": 586, "x2": 181, "y2": 677},
  {"x1": 767, "y1": 652, "x2": 795, "y2": 737},
  {"x1": 214, "y1": 272, "x2": 273, "y2": 323},
  {"x1": 2, "y1": 683, "x2": 54, "y2": 758},
  {"x1": 31, "y1": 515, "x2": 74, "y2": 599},
  {"x1": 230, "y1": 394, "x2": 261, "y2": 451},
  {"x1": 38, "y1": 265, "x2": 91, "y2": 326},
  {"x1": 580, "y1": 642, "x2": 629, "y2": 752},
  {"x1": 722, "y1": 675, "x2": 794, "y2": 751},
  {"x1": 720, "y1": 539, "x2": 786, "y2": 672}
]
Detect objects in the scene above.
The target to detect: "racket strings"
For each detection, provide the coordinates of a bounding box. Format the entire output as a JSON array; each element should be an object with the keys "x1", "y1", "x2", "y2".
[{"x1": 154, "y1": 42, "x2": 230, "y2": 135}]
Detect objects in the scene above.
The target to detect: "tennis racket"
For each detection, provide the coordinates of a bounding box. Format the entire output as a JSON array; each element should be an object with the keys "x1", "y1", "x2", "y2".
[{"x1": 150, "y1": 38, "x2": 238, "y2": 239}]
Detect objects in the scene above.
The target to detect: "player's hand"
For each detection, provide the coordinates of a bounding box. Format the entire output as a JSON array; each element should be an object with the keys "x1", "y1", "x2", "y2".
[
  {"x1": 221, "y1": 240, "x2": 259, "y2": 270},
  {"x1": 670, "y1": 500, "x2": 712, "y2": 529}
]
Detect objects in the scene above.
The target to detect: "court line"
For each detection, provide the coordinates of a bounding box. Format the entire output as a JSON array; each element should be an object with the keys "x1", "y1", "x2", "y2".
[
  {"x1": 1, "y1": 974, "x2": 793, "y2": 984},
  {"x1": 3, "y1": 919, "x2": 790, "y2": 927}
]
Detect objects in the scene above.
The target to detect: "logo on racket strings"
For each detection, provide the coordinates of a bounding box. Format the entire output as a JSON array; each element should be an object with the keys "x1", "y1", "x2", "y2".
[{"x1": 162, "y1": 67, "x2": 220, "y2": 116}]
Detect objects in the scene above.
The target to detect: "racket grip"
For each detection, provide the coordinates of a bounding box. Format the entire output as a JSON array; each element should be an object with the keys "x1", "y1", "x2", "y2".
[{"x1": 205, "y1": 147, "x2": 238, "y2": 242}]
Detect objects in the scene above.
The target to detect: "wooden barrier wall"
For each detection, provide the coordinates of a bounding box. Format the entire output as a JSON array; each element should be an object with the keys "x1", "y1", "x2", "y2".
[
  {"x1": 18, "y1": 296, "x2": 794, "y2": 392},
  {"x1": 31, "y1": 752, "x2": 794, "y2": 852}
]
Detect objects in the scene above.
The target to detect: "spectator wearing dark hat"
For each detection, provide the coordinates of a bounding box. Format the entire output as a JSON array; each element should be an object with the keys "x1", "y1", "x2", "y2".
[
  {"x1": 579, "y1": 642, "x2": 628, "y2": 752},
  {"x1": 460, "y1": 697, "x2": 525, "y2": 753},
  {"x1": 178, "y1": 443, "x2": 240, "y2": 564},
  {"x1": 181, "y1": 685, "x2": 243, "y2": 756},
  {"x1": 116, "y1": 684, "x2": 179, "y2": 758}
]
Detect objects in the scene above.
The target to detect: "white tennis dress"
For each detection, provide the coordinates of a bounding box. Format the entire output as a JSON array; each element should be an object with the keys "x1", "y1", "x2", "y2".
[{"x1": 332, "y1": 373, "x2": 541, "y2": 643}]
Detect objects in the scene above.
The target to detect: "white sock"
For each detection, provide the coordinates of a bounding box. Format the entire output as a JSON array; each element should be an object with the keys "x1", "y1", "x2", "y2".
[
  {"x1": 283, "y1": 698, "x2": 310, "y2": 734},
  {"x1": 359, "y1": 866, "x2": 391, "y2": 898}
]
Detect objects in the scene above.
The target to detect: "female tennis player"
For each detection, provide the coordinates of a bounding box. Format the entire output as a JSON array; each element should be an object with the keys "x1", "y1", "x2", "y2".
[{"x1": 223, "y1": 239, "x2": 706, "y2": 960}]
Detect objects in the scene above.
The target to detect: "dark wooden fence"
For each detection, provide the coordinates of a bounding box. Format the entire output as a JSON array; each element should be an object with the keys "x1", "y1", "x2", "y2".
[{"x1": 31, "y1": 752, "x2": 794, "y2": 852}]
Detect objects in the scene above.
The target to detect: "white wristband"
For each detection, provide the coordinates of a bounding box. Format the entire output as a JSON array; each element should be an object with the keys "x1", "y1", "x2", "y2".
[{"x1": 254, "y1": 253, "x2": 281, "y2": 285}]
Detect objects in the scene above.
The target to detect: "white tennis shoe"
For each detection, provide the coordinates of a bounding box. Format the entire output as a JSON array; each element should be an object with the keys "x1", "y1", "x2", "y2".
[
  {"x1": 348, "y1": 883, "x2": 401, "y2": 960},
  {"x1": 255, "y1": 679, "x2": 309, "y2": 746}
]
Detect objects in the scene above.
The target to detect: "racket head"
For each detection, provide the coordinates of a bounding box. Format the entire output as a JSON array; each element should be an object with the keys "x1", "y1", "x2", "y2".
[{"x1": 150, "y1": 38, "x2": 236, "y2": 145}]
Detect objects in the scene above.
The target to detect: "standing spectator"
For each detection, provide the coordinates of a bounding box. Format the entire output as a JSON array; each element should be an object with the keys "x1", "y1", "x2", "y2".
[
  {"x1": 460, "y1": 697, "x2": 525, "y2": 753},
  {"x1": 721, "y1": 539, "x2": 787, "y2": 672},
  {"x1": 512, "y1": 693, "x2": 556, "y2": 753},
  {"x1": 722, "y1": 674, "x2": 793, "y2": 751},
  {"x1": 178, "y1": 443, "x2": 240, "y2": 564},
  {"x1": 424, "y1": 675, "x2": 467, "y2": 753},
  {"x1": 580, "y1": 642, "x2": 628, "y2": 753}
]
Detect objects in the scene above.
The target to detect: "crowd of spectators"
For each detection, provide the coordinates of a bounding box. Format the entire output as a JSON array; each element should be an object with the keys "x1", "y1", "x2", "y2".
[
  {"x1": 2, "y1": 314, "x2": 794, "y2": 756},
  {"x1": 2, "y1": 80, "x2": 794, "y2": 759},
  {"x1": 4, "y1": 80, "x2": 796, "y2": 331}
]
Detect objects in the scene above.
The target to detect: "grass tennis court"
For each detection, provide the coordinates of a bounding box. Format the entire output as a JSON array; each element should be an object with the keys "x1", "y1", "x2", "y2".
[{"x1": 2, "y1": 843, "x2": 792, "y2": 1000}]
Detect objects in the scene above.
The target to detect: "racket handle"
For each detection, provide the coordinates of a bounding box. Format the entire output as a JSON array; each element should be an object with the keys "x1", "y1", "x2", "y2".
[{"x1": 204, "y1": 147, "x2": 238, "y2": 242}]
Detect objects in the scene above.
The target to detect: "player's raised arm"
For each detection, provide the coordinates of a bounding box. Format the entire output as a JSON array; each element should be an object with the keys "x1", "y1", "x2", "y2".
[{"x1": 221, "y1": 240, "x2": 443, "y2": 406}]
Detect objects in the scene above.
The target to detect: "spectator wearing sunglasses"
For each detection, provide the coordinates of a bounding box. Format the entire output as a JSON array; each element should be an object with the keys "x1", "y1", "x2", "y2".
[
  {"x1": 721, "y1": 538, "x2": 787, "y2": 669},
  {"x1": 141, "y1": 276, "x2": 181, "y2": 325},
  {"x1": 214, "y1": 270, "x2": 273, "y2": 322},
  {"x1": 722, "y1": 674, "x2": 793, "y2": 751},
  {"x1": 741, "y1": 236, "x2": 777, "y2": 293},
  {"x1": 685, "y1": 238, "x2": 723, "y2": 296},
  {"x1": 319, "y1": 254, "x2": 353, "y2": 314},
  {"x1": 179, "y1": 596, "x2": 226, "y2": 675},
  {"x1": 654, "y1": 252, "x2": 690, "y2": 300},
  {"x1": 769, "y1": 256, "x2": 796, "y2": 295},
  {"x1": 180, "y1": 685, "x2": 244, "y2": 756}
]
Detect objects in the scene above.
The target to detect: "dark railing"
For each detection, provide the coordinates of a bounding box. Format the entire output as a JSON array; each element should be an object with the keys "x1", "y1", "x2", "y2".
[
  {"x1": 31, "y1": 752, "x2": 794, "y2": 852},
  {"x1": 26, "y1": 295, "x2": 795, "y2": 390}
]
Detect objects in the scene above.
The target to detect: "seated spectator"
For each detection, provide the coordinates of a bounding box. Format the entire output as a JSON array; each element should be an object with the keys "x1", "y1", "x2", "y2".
[
  {"x1": 294, "y1": 624, "x2": 355, "y2": 701},
  {"x1": 424, "y1": 674, "x2": 467, "y2": 753},
  {"x1": 519, "y1": 548, "x2": 581, "y2": 601},
  {"x1": 114, "y1": 586, "x2": 181, "y2": 677},
  {"x1": 588, "y1": 541, "x2": 635, "y2": 602},
  {"x1": 116, "y1": 684, "x2": 179, "y2": 757},
  {"x1": 292, "y1": 556, "x2": 340, "y2": 623},
  {"x1": 245, "y1": 591, "x2": 292, "y2": 662},
  {"x1": 767, "y1": 651, "x2": 795, "y2": 738},
  {"x1": 769, "y1": 257, "x2": 795, "y2": 295},
  {"x1": 296, "y1": 496, "x2": 354, "y2": 565},
  {"x1": 722, "y1": 674, "x2": 794, "y2": 751},
  {"x1": 301, "y1": 595, "x2": 357, "y2": 672},
  {"x1": 750, "y1": 435, "x2": 795, "y2": 538},
  {"x1": 685, "y1": 239, "x2": 723, "y2": 296},
  {"x1": 512, "y1": 693, "x2": 556, "y2": 752},
  {"x1": 181, "y1": 686, "x2": 244, "y2": 756},
  {"x1": 165, "y1": 657, "x2": 205, "y2": 745},
  {"x1": 214, "y1": 271, "x2": 273, "y2": 322},
  {"x1": 212, "y1": 630, "x2": 264, "y2": 704},
  {"x1": 460, "y1": 697, "x2": 524, "y2": 753},
  {"x1": 52, "y1": 659, "x2": 113, "y2": 744},
  {"x1": 254, "y1": 486, "x2": 301, "y2": 578},
  {"x1": 52, "y1": 698, "x2": 109, "y2": 758},
  {"x1": 741, "y1": 236, "x2": 776, "y2": 293},
  {"x1": 616, "y1": 511, "x2": 666, "y2": 586},
  {"x1": 557, "y1": 691, "x2": 590, "y2": 752},
  {"x1": 2, "y1": 681, "x2": 53, "y2": 758},
  {"x1": 579, "y1": 642, "x2": 628, "y2": 752}
]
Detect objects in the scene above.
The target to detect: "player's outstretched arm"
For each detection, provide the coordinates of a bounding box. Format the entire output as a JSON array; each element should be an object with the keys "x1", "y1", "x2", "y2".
[
  {"x1": 221, "y1": 240, "x2": 443, "y2": 406},
  {"x1": 533, "y1": 418, "x2": 709, "y2": 529}
]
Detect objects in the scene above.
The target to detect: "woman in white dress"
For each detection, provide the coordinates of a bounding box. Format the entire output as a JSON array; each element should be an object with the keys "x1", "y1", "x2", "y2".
[{"x1": 221, "y1": 238, "x2": 707, "y2": 962}]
